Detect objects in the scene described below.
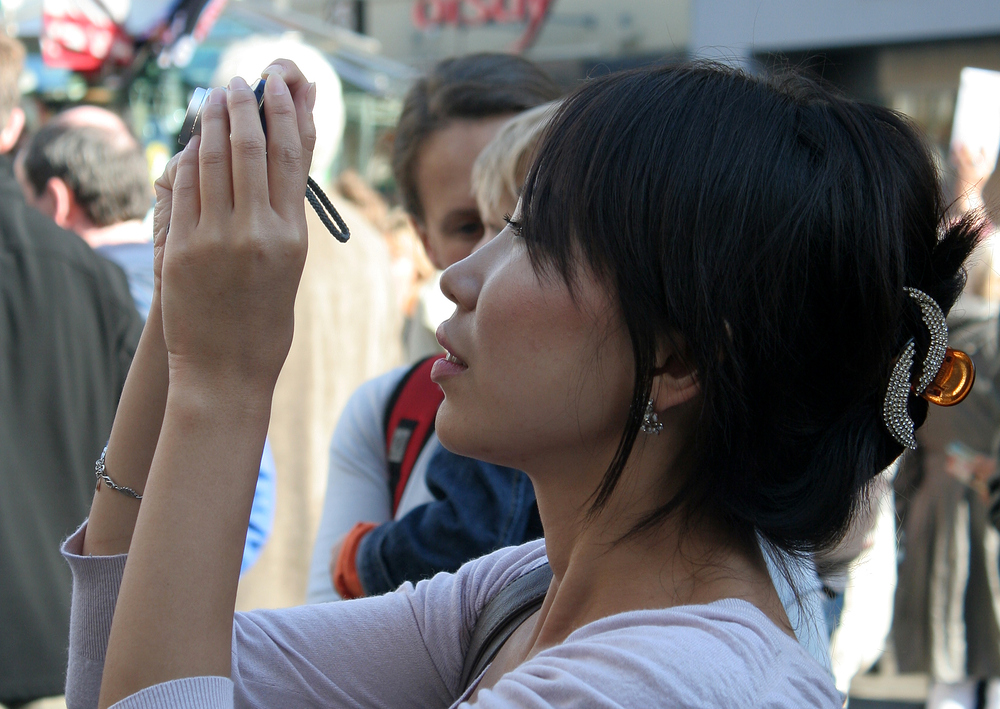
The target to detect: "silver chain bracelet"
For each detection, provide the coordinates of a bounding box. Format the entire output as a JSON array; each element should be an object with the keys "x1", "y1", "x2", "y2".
[{"x1": 94, "y1": 446, "x2": 143, "y2": 500}]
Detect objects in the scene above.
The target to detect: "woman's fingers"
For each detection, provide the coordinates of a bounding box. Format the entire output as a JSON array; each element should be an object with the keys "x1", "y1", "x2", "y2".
[
  {"x1": 260, "y1": 73, "x2": 307, "y2": 218},
  {"x1": 228, "y1": 76, "x2": 269, "y2": 215},
  {"x1": 299, "y1": 81, "x2": 318, "y2": 159},
  {"x1": 198, "y1": 88, "x2": 234, "y2": 222},
  {"x1": 260, "y1": 58, "x2": 316, "y2": 211},
  {"x1": 152, "y1": 152, "x2": 180, "y2": 250},
  {"x1": 150, "y1": 63, "x2": 311, "y2": 417},
  {"x1": 152, "y1": 152, "x2": 185, "y2": 292},
  {"x1": 261, "y1": 59, "x2": 309, "y2": 94},
  {"x1": 167, "y1": 135, "x2": 201, "y2": 247},
  {"x1": 262, "y1": 59, "x2": 317, "y2": 169}
]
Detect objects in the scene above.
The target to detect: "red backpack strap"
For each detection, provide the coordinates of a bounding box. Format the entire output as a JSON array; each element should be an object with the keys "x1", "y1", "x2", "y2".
[{"x1": 383, "y1": 355, "x2": 446, "y2": 516}]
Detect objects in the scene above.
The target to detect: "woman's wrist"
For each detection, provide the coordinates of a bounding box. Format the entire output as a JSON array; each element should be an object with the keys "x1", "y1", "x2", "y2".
[
  {"x1": 165, "y1": 366, "x2": 276, "y2": 421},
  {"x1": 84, "y1": 306, "x2": 170, "y2": 556}
]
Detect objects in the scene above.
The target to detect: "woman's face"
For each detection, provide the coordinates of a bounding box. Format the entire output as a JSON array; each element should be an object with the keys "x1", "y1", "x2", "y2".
[{"x1": 431, "y1": 221, "x2": 635, "y2": 475}]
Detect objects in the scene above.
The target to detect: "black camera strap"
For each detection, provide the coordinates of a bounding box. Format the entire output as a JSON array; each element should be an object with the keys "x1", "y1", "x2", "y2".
[{"x1": 306, "y1": 176, "x2": 351, "y2": 243}]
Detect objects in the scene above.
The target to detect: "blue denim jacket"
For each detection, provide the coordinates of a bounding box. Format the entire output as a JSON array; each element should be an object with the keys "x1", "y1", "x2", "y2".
[{"x1": 355, "y1": 445, "x2": 543, "y2": 596}]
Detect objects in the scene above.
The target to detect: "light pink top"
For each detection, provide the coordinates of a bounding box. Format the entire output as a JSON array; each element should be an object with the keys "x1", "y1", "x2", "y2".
[{"x1": 63, "y1": 525, "x2": 841, "y2": 708}]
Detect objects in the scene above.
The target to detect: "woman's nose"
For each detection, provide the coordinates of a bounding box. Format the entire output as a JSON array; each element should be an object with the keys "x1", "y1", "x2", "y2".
[{"x1": 439, "y1": 247, "x2": 484, "y2": 312}]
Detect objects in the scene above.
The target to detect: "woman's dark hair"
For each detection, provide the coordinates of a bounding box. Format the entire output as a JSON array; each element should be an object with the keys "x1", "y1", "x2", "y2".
[
  {"x1": 518, "y1": 62, "x2": 982, "y2": 554},
  {"x1": 392, "y1": 53, "x2": 561, "y2": 221}
]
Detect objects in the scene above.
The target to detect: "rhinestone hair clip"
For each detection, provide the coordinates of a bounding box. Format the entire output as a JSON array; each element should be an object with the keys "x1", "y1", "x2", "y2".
[
  {"x1": 884, "y1": 340, "x2": 919, "y2": 449},
  {"x1": 882, "y1": 287, "x2": 975, "y2": 450},
  {"x1": 906, "y1": 288, "x2": 948, "y2": 394}
]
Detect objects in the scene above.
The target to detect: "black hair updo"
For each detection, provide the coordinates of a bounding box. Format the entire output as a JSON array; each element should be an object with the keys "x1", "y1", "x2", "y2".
[{"x1": 518, "y1": 62, "x2": 982, "y2": 554}]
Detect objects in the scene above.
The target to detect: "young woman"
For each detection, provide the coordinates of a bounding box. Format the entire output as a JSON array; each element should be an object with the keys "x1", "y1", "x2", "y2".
[{"x1": 65, "y1": 59, "x2": 980, "y2": 708}]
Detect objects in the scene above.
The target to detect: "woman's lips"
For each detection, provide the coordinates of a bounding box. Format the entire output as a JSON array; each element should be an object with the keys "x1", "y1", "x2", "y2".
[
  {"x1": 432, "y1": 326, "x2": 468, "y2": 383},
  {"x1": 430, "y1": 355, "x2": 467, "y2": 383}
]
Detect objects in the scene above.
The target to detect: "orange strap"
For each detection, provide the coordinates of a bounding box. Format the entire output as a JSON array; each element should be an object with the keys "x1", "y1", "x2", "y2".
[{"x1": 333, "y1": 521, "x2": 378, "y2": 599}]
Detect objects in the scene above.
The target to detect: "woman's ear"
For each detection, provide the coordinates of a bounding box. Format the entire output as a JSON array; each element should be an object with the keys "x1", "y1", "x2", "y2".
[{"x1": 650, "y1": 344, "x2": 699, "y2": 414}]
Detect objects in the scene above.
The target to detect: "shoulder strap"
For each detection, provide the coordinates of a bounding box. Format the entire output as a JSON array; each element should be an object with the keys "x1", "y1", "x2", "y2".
[
  {"x1": 459, "y1": 562, "x2": 553, "y2": 692},
  {"x1": 383, "y1": 355, "x2": 446, "y2": 516}
]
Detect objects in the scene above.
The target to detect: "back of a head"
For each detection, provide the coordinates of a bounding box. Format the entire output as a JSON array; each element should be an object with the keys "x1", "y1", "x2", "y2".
[
  {"x1": 393, "y1": 53, "x2": 561, "y2": 220},
  {"x1": 57, "y1": 105, "x2": 132, "y2": 134},
  {"x1": 0, "y1": 33, "x2": 25, "y2": 129},
  {"x1": 212, "y1": 35, "x2": 344, "y2": 184},
  {"x1": 472, "y1": 101, "x2": 559, "y2": 225},
  {"x1": 518, "y1": 62, "x2": 982, "y2": 555},
  {"x1": 22, "y1": 120, "x2": 151, "y2": 227}
]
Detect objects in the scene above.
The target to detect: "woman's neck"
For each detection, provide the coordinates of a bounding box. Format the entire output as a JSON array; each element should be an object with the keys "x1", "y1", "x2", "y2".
[{"x1": 522, "y1": 436, "x2": 793, "y2": 654}]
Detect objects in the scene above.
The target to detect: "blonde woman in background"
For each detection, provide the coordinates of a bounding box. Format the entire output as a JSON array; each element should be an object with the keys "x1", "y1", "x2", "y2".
[{"x1": 471, "y1": 102, "x2": 559, "y2": 243}]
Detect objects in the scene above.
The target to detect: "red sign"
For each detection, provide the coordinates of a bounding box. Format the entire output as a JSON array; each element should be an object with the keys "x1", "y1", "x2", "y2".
[
  {"x1": 411, "y1": 0, "x2": 555, "y2": 52},
  {"x1": 41, "y1": 0, "x2": 133, "y2": 72}
]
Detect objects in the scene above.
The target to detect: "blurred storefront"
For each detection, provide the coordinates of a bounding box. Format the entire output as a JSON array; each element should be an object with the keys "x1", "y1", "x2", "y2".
[
  {"x1": 6, "y1": 0, "x2": 999, "y2": 197},
  {"x1": 0, "y1": 0, "x2": 690, "y2": 186},
  {"x1": 1, "y1": 0, "x2": 417, "y2": 189},
  {"x1": 286, "y1": 0, "x2": 690, "y2": 85},
  {"x1": 690, "y1": 0, "x2": 1000, "y2": 160}
]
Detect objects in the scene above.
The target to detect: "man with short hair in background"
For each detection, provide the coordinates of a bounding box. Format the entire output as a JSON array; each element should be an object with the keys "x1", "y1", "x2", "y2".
[
  {"x1": 17, "y1": 107, "x2": 155, "y2": 317},
  {"x1": 0, "y1": 33, "x2": 142, "y2": 707}
]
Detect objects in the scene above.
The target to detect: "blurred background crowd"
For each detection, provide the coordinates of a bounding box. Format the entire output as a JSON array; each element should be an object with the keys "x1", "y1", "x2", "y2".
[{"x1": 1, "y1": 1, "x2": 1000, "y2": 708}]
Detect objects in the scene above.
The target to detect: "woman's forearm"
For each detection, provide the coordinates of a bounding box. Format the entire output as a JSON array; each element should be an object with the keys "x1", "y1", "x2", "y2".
[
  {"x1": 97, "y1": 377, "x2": 271, "y2": 708},
  {"x1": 82, "y1": 298, "x2": 169, "y2": 556},
  {"x1": 93, "y1": 61, "x2": 315, "y2": 707}
]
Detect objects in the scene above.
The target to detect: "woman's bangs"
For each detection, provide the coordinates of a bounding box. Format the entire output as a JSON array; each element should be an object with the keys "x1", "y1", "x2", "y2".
[{"x1": 517, "y1": 92, "x2": 607, "y2": 289}]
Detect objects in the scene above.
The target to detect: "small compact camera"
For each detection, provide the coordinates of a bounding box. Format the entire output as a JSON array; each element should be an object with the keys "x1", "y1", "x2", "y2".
[
  {"x1": 178, "y1": 79, "x2": 267, "y2": 146},
  {"x1": 175, "y1": 77, "x2": 351, "y2": 243}
]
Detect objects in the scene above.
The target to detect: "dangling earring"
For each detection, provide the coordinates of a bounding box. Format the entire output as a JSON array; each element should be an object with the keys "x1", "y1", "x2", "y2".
[{"x1": 641, "y1": 399, "x2": 662, "y2": 435}]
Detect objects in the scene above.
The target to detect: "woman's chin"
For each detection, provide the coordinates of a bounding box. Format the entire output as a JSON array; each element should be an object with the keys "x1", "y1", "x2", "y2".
[
  {"x1": 433, "y1": 403, "x2": 463, "y2": 449},
  {"x1": 434, "y1": 414, "x2": 476, "y2": 459},
  {"x1": 435, "y1": 406, "x2": 508, "y2": 467}
]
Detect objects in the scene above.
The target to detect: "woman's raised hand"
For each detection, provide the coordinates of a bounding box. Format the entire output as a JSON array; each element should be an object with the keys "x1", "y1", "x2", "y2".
[
  {"x1": 158, "y1": 59, "x2": 317, "y2": 395},
  {"x1": 95, "y1": 62, "x2": 318, "y2": 707}
]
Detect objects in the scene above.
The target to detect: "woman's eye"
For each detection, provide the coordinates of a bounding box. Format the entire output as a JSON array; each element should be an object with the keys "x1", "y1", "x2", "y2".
[{"x1": 503, "y1": 214, "x2": 523, "y2": 235}]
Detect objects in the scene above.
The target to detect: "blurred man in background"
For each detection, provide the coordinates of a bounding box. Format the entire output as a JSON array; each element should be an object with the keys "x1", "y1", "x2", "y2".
[
  {"x1": 17, "y1": 108, "x2": 154, "y2": 316},
  {"x1": 16, "y1": 105, "x2": 278, "y2": 580},
  {"x1": 0, "y1": 33, "x2": 142, "y2": 707}
]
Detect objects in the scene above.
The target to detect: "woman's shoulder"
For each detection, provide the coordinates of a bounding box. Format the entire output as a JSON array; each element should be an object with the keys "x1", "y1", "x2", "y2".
[
  {"x1": 485, "y1": 599, "x2": 840, "y2": 708},
  {"x1": 401, "y1": 539, "x2": 547, "y2": 646},
  {"x1": 413, "y1": 538, "x2": 548, "y2": 615}
]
